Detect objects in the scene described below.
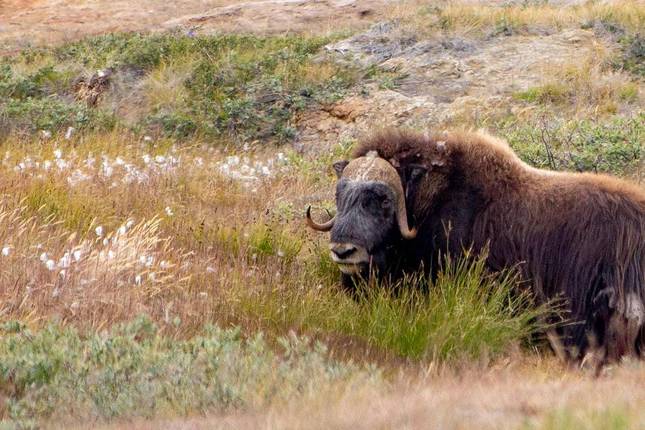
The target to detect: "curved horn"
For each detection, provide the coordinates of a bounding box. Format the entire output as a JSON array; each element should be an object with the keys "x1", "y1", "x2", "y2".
[
  {"x1": 395, "y1": 195, "x2": 417, "y2": 239},
  {"x1": 305, "y1": 206, "x2": 335, "y2": 232}
]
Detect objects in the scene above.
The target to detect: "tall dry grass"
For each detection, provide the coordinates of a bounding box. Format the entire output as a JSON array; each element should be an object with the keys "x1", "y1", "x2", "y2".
[{"x1": 390, "y1": 0, "x2": 645, "y2": 37}]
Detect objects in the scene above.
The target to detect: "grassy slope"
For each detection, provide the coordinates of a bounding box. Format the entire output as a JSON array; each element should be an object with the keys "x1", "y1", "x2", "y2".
[{"x1": 0, "y1": 0, "x2": 644, "y2": 428}]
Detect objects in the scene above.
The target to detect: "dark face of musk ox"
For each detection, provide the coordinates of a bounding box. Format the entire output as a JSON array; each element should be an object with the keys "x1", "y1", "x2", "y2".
[
  {"x1": 329, "y1": 179, "x2": 399, "y2": 276},
  {"x1": 306, "y1": 151, "x2": 418, "y2": 282}
]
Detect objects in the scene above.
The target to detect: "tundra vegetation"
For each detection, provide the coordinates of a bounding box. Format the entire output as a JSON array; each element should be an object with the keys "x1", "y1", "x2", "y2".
[{"x1": 0, "y1": 0, "x2": 643, "y2": 429}]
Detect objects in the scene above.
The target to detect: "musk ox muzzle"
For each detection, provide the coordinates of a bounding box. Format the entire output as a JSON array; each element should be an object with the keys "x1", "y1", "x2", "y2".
[{"x1": 306, "y1": 151, "x2": 416, "y2": 275}]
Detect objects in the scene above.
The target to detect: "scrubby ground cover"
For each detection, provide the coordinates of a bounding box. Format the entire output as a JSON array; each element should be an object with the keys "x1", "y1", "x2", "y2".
[{"x1": 0, "y1": 0, "x2": 643, "y2": 428}]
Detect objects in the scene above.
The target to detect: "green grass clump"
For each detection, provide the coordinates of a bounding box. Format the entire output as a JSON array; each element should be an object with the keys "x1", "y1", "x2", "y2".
[
  {"x1": 0, "y1": 316, "x2": 376, "y2": 427},
  {"x1": 238, "y1": 252, "x2": 546, "y2": 363},
  {"x1": 501, "y1": 114, "x2": 643, "y2": 175},
  {"x1": 513, "y1": 83, "x2": 570, "y2": 105},
  {"x1": 533, "y1": 407, "x2": 631, "y2": 430},
  {"x1": 1, "y1": 97, "x2": 115, "y2": 136},
  {"x1": 52, "y1": 32, "x2": 196, "y2": 71},
  {"x1": 612, "y1": 33, "x2": 645, "y2": 78}
]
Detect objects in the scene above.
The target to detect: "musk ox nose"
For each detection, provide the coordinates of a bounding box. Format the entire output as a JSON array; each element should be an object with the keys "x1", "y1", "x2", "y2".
[{"x1": 330, "y1": 243, "x2": 357, "y2": 260}]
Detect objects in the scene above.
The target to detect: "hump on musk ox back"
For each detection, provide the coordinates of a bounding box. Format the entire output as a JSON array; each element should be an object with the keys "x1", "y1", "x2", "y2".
[{"x1": 353, "y1": 128, "x2": 645, "y2": 365}]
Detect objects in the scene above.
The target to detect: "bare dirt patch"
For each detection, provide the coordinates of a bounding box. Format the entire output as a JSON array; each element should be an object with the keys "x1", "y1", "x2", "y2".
[{"x1": 0, "y1": 0, "x2": 387, "y2": 53}]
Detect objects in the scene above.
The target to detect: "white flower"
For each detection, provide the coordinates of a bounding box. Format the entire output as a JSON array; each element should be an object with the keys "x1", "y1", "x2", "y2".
[
  {"x1": 199, "y1": 292, "x2": 208, "y2": 298},
  {"x1": 102, "y1": 238, "x2": 109, "y2": 246},
  {"x1": 135, "y1": 275, "x2": 142, "y2": 285},
  {"x1": 58, "y1": 252, "x2": 72, "y2": 268},
  {"x1": 40, "y1": 252, "x2": 48, "y2": 262},
  {"x1": 43, "y1": 160, "x2": 52, "y2": 170},
  {"x1": 160, "y1": 260, "x2": 170, "y2": 269},
  {"x1": 73, "y1": 249, "x2": 82, "y2": 262},
  {"x1": 53, "y1": 149, "x2": 62, "y2": 159},
  {"x1": 165, "y1": 206, "x2": 174, "y2": 216},
  {"x1": 45, "y1": 259, "x2": 56, "y2": 271},
  {"x1": 118, "y1": 225, "x2": 127, "y2": 235},
  {"x1": 144, "y1": 136, "x2": 153, "y2": 142},
  {"x1": 41, "y1": 130, "x2": 52, "y2": 140},
  {"x1": 55, "y1": 158, "x2": 68, "y2": 170},
  {"x1": 142, "y1": 154, "x2": 152, "y2": 164},
  {"x1": 107, "y1": 250, "x2": 115, "y2": 259},
  {"x1": 1, "y1": 246, "x2": 10, "y2": 256},
  {"x1": 95, "y1": 226, "x2": 104, "y2": 237},
  {"x1": 126, "y1": 219, "x2": 135, "y2": 229},
  {"x1": 206, "y1": 266, "x2": 216, "y2": 273},
  {"x1": 65, "y1": 127, "x2": 75, "y2": 140},
  {"x1": 155, "y1": 155, "x2": 166, "y2": 164},
  {"x1": 67, "y1": 169, "x2": 90, "y2": 186},
  {"x1": 70, "y1": 301, "x2": 79, "y2": 310},
  {"x1": 139, "y1": 255, "x2": 154, "y2": 267}
]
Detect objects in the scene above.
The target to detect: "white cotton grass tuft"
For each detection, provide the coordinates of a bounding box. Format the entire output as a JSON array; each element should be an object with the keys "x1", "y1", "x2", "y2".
[
  {"x1": 5, "y1": 145, "x2": 288, "y2": 193},
  {"x1": 214, "y1": 151, "x2": 290, "y2": 184},
  {"x1": 1, "y1": 246, "x2": 10, "y2": 256}
]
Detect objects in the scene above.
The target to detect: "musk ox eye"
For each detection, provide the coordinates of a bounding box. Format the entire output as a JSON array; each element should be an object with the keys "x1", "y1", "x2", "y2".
[{"x1": 362, "y1": 192, "x2": 390, "y2": 213}]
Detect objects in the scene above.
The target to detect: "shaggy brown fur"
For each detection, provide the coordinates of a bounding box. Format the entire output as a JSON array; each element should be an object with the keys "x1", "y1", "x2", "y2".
[{"x1": 353, "y1": 129, "x2": 645, "y2": 365}]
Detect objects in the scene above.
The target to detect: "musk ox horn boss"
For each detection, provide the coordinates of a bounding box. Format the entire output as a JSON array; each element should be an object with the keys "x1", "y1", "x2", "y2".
[{"x1": 306, "y1": 128, "x2": 645, "y2": 366}]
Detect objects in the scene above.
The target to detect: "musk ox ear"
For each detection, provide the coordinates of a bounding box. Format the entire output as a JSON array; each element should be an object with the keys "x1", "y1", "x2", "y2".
[
  {"x1": 332, "y1": 160, "x2": 349, "y2": 178},
  {"x1": 431, "y1": 140, "x2": 449, "y2": 167}
]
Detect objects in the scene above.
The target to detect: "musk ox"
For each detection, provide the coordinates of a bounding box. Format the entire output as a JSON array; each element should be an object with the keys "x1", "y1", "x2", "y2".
[{"x1": 306, "y1": 129, "x2": 645, "y2": 365}]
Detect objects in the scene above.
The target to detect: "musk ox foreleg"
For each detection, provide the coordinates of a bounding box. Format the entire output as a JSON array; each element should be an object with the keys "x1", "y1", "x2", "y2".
[
  {"x1": 605, "y1": 293, "x2": 645, "y2": 361},
  {"x1": 585, "y1": 286, "x2": 645, "y2": 372}
]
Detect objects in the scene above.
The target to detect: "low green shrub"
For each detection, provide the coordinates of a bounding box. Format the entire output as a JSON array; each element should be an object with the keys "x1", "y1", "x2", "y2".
[
  {"x1": 0, "y1": 317, "x2": 376, "y2": 428},
  {"x1": 501, "y1": 114, "x2": 643, "y2": 175}
]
